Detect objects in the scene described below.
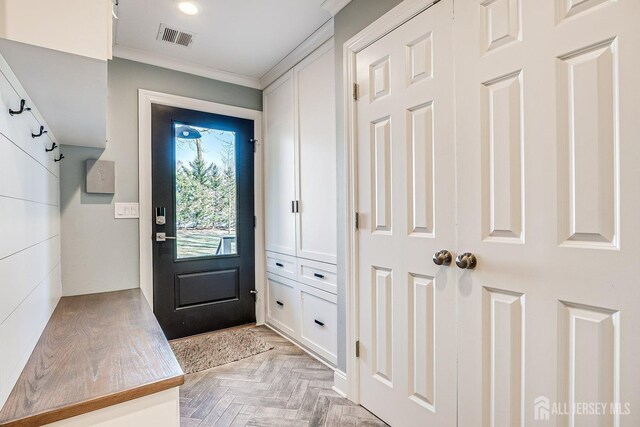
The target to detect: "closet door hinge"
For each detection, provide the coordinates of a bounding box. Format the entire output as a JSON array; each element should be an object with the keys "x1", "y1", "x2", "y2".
[
  {"x1": 354, "y1": 212, "x2": 360, "y2": 230},
  {"x1": 291, "y1": 201, "x2": 300, "y2": 213},
  {"x1": 355, "y1": 340, "x2": 360, "y2": 358},
  {"x1": 253, "y1": 216, "x2": 256, "y2": 228},
  {"x1": 353, "y1": 83, "x2": 359, "y2": 101}
]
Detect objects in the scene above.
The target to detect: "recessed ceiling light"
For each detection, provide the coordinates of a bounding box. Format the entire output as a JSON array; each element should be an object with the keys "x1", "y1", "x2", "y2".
[{"x1": 178, "y1": 1, "x2": 199, "y2": 15}]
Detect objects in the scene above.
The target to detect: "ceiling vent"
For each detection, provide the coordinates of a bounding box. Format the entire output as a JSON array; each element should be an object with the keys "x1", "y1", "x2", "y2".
[{"x1": 156, "y1": 24, "x2": 196, "y2": 47}]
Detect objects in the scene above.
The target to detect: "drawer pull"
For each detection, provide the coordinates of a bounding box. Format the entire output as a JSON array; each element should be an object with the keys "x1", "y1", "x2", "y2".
[
  {"x1": 314, "y1": 319, "x2": 325, "y2": 327},
  {"x1": 275, "y1": 262, "x2": 284, "y2": 268},
  {"x1": 276, "y1": 300, "x2": 284, "y2": 307},
  {"x1": 313, "y1": 272, "x2": 325, "y2": 279}
]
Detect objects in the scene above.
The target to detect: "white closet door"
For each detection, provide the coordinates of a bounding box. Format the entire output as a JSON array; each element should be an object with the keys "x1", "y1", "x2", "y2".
[
  {"x1": 355, "y1": 2, "x2": 456, "y2": 426},
  {"x1": 264, "y1": 71, "x2": 297, "y2": 256},
  {"x1": 295, "y1": 40, "x2": 337, "y2": 264},
  {"x1": 455, "y1": 1, "x2": 640, "y2": 426}
]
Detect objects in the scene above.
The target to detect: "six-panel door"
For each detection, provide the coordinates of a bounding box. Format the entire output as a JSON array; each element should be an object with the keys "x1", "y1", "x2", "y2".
[{"x1": 455, "y1": 0, "x2": 640, "y2": 426}]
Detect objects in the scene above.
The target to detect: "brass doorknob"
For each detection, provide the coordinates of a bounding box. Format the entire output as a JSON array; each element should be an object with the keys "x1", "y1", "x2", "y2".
[
  {"x1": 432, "y1": 250, "x2": 453, "y2": 266},
  {"x1": 456, "y1": 253, "x2": 477, "y2": 269}
]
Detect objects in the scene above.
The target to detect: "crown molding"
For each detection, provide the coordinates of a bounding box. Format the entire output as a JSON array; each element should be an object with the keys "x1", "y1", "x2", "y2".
[
  {"x1": 112, "y1": 45, "x2": 261, "y2": 89},
  {"x1": 259, "y1": 19, "x2": 334, "y2": 89},
  {"x1": 321, "y1": 0, "x2": 352, "y2": 16}
]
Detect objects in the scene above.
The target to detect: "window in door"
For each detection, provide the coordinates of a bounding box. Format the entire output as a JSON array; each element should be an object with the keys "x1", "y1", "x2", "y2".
[{"x1": 174, "y1": 123, "x2": 237, "y2": 259}]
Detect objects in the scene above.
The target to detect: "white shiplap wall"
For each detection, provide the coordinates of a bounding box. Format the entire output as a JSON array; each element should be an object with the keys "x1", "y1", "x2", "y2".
[{"x1": 0, "y1": 52, "x2": 61, "y2": 408}]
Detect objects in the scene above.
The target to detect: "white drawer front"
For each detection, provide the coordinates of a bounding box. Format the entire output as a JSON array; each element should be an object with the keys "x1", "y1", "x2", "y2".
[
  {"x1": 266, "y1": 274, "x2": 297, "y2": 335},
  {"x1": 265, "y1": 251, "x2": 297, "y2": 280},
  {"x1": 299, "y1": 284, "x2": 337, "y2": 364},
  {"x1": 298, "y1": 258, "x2": 337, "y2": 295}
]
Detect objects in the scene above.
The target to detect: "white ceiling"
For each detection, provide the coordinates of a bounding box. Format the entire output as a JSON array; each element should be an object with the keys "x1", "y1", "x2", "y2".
[{"x1": 113, "y1": 0, "x2": 332, "y2": 86}]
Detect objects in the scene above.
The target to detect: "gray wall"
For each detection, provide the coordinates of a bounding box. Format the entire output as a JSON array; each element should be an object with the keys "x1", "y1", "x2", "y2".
[
  {"x1": 60, "y1": 58, "x2": 262, "y2": 296},
  {"x1": 334, "y1": 0, "x2": 403, "y2": 372}
]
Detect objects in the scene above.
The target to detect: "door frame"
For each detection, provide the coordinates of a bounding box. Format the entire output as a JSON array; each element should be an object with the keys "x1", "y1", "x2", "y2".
[
  {"x1": 138, "y1": 89, "x2": 265, "y2": 325},
  {"x1": 342, "y1": 0, "x2": 441, "y2": 403}
]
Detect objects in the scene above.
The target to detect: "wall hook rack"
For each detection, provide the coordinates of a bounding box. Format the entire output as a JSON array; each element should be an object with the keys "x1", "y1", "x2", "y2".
[
  {"x1": 45, "y1": 142, "x2": 58, "y2": 152},
  {"x1": 54, "y1": 154, "x2": 64, "y2": 162},
  {"x1": 9, "y1": 99, "x2": 31, "y2": 116},
  {"x1": 32, "y1": 126, "x2": 47, "y2": 138}
]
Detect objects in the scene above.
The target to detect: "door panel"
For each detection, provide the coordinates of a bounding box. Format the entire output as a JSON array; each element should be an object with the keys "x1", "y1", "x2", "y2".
[
  {"x1": 455, "y1": 0, "x2": 640, "y2": 425},
  {"x1": 264, "y1": 72, "x2": 297, "y2": 257},
  {"x1": 152, "y1": 105, "x2": 255, "y2": 340},
  {"x1": 355, "y1": 2, "x2": 456, "y2": 425},
  {"x1": 295, "y1": 41, "x2": 338, "y2": 264}
]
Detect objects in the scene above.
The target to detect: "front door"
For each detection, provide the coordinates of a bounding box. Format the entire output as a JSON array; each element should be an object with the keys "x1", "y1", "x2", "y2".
[
  {"x1": 355, "y1": 1, "x2": 457, "y2": 426},
  {"x1": 152, "y1": 104, "x2": 255, "y2": 340}
]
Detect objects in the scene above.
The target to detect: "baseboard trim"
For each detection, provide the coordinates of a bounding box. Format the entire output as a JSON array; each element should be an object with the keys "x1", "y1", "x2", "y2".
[
  {"x1": 264, "y1": 323, "x2": 336, "y2": 371},
  {"x1": 332, "y1": 369, "x2": 348, "y2": 397}
]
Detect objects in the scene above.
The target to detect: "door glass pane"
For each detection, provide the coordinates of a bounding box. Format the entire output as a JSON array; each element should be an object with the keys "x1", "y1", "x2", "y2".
[{"x1": 175, "y1": 123, "x2": 237, "y2": 259}]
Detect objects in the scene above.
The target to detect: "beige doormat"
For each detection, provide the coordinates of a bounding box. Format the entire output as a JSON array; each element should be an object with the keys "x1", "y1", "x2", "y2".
[{"x1": 170, "y1": 328, "x2": 274, "y2": 374}]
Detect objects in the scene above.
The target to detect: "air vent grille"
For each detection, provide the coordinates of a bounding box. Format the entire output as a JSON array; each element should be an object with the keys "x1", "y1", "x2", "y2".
[{"x1": 157, "y1": 24, "x2": 196, "y2": 47}]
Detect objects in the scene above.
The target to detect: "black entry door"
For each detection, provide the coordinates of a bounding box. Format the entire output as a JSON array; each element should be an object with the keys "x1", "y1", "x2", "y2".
[{"x1": 152, "y1": 104, "x2": 255, "y2": 339}]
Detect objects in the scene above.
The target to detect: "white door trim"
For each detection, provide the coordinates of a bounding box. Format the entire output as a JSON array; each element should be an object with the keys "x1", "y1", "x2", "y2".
[
  {"x1": 137, "y1": 89, "x2": 265, "y2": 324},
  {"x1": 342, "y1": 0, "x2": 438, "y2": 403}
]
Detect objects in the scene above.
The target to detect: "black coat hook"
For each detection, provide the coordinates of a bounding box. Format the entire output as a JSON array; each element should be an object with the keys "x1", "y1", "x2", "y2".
[
  {"x1": 9, "y1": 99, "x2": 31, "y2": 116},
  {"x1": 32, "y1": 126, "x2": 47, "y2": 138},
  {"x1": 54, "y1": 154, "x2": 64, "y2": 162},
  {"x1": 45, "y1": 142, "x2": 58, "y2": 152}
]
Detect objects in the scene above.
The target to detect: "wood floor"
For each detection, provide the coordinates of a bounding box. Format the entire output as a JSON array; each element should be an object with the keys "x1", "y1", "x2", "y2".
[{"x1": 179, "y1": 326, "x2": 387, "y2": 427}]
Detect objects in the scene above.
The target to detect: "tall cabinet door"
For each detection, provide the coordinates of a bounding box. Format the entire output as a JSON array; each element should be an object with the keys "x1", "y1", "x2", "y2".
[
  {"x1": 455, "y1": 1, "x2": 640, "y2": 426},
  {"x1": 264, "y1": 71, "x2": 297, "y2": 256},
  {"x1": 295, "y1": 41, "x2": 337, "y2": 264}
]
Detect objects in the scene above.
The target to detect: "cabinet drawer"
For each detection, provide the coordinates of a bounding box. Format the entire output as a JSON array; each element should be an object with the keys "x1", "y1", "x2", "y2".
[
  {"x1": 299, "y1": 284, "x2": 337, "y2": 364},
  {"x1": 266, "y1": 251, "x2": 297, "y2": 280},
  {"x1": 297, "y1": 258, "x2": 337, "y2": 295},
  {"x1": 266, "y1": 274, "x2": 297, "y2": 336}
]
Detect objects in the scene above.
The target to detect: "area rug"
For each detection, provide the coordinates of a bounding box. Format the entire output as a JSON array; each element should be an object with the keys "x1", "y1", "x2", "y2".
[{"x1": 170, "y1": 328, "x2": 274, "y2": 374}]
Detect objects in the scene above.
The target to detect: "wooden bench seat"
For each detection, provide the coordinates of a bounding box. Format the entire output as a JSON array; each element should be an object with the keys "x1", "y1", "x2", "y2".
[{"x1": 0, "y1": 289, "x2": 184, "y2": 427}]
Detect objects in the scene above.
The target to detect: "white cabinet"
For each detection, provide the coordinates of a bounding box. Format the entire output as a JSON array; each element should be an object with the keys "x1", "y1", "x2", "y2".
[
  {"x1": 264, "y1": 40, "x2": 337, "y2": 265},
  {"x1": 263, "y1": 39, "x2": 337, "y2": 366},
  {"x1": 264, "y1": 71, "x2": 297, "y2": 257},
  {"x1": 294, "y1": 41, "x2": 337, "y2": 265}
]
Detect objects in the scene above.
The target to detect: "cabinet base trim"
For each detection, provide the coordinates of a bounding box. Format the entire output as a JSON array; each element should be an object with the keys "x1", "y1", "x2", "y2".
[{"x1": 264, "y1": 323, "x2": 336, "y2": 370}]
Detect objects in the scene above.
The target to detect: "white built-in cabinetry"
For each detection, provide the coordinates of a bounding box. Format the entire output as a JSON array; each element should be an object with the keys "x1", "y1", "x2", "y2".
[{"x1": 263, "y1": 40, "x2": 337, "y2": 365}]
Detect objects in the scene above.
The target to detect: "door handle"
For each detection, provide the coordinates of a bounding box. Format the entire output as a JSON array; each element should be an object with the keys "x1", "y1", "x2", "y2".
[
  {"x1": 432, "y1": 250, "x2": 453, "y2": 266},
  {"x1": 456, "y1": 253, "x2": 477, "y2": 269},
  {"x1": 156, "y1": 232, "x2": 177, "y2": 242}
]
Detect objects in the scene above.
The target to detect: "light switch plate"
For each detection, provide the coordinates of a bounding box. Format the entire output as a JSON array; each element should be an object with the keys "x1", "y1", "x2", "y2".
[{"x1": 115, "y1": 203, "x2": 140, "y2": 219}]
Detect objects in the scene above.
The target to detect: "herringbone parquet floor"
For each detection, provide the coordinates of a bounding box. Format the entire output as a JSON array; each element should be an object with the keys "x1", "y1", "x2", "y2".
[{"x1": 179, "y1": 326, "x2": 388, "y2": 427}]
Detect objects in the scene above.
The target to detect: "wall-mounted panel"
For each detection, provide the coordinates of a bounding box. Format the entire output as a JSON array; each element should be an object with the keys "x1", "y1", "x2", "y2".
[
  {"x1": 372, "y1": 267, "x2": 393, "y2": 386},
  {"x1": 482, "y1": 288, "x2": 524, "y2": 427},
  {"x1": 406, "y1": 33, "x2": 433, "y2": 85},
  {"x1": 369, "y1": 56, "x2": 391, "y2": 101},
  {"x1": 557, "y1": 301, "x2": 619, "y2": 426},
  {"x1": 371, "y1": 118, "x2": 392, "y2": 234},
  {"x1": 481, "y1": 71, "x2": 524, "y2": 243},
  {"x1": 408, "y1": 274, "x2": 435, "y2": 410},
  {"x1": 557, "y1": 39, "x2": 618, "y2": 249},
  {"x1": 407, "y1": 103, "x2": 435, "y2": 237},
  {"x1": 481, "y1": 0, "x2": 521, "y2": 52}
]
